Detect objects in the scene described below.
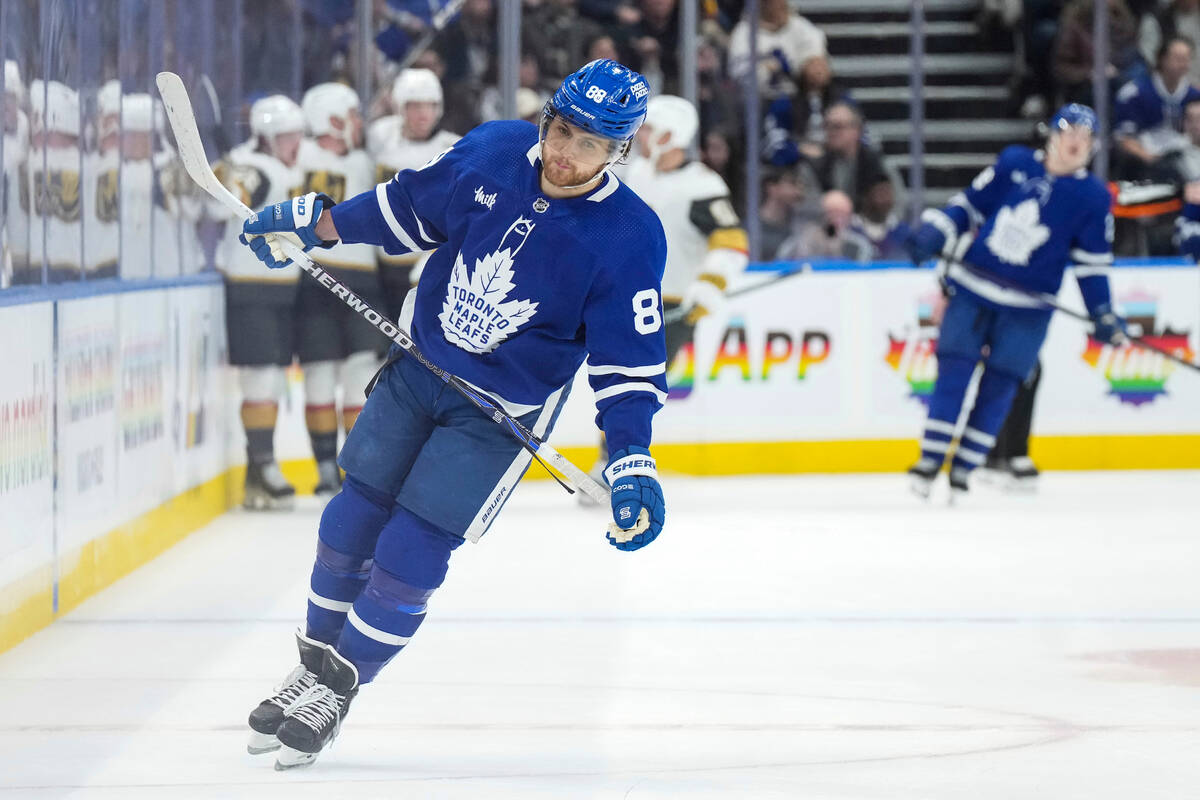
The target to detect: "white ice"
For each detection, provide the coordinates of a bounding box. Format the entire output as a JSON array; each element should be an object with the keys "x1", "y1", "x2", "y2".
[{"x1": 2, "y1": 472, "x2": 1199, "y2": 799}]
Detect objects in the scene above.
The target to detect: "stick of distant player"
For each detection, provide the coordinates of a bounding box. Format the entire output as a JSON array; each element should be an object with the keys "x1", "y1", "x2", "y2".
[
  {"x1": 943, "y1": 258, "x2": 1200, "y2": 373},
  {"x1": 155, "y1": 71, "x2": 609, "y2": 504},
  {"x1": 663, "y1": 265, "x2": 810, "y2": 325}
]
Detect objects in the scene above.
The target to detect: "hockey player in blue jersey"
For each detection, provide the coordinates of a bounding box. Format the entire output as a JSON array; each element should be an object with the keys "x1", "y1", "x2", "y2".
[
  {"x1": 234, "y1": 60, "x2": 668, "y2": 769},
  {"x1": 904, "y1": 103, "x2": 1126, "y2": 500}
]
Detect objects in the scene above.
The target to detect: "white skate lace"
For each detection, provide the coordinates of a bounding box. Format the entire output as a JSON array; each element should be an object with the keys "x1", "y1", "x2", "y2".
[
  {"x1": 288, "y1": 684, "x2": 343, "y2": 733},
  {"x1": 268, "y1": 666, "x2": 317, "y2": 710}
]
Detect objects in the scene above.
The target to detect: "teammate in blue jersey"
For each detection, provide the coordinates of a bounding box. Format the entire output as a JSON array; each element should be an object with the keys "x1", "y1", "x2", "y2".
[
  {"x1": 235, "y1": 59, "x2": 669, "y2": 769},
  {"x1": 904, "y1": 104, "x2": 1126, "y2": 500}
]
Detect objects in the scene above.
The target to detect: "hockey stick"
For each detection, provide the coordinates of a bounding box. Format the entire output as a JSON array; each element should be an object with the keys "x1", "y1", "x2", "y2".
[
  {"x1": 662, "y1": 265, "x2": 809, "y2": 325},
  {"x1": 155, "y1": 71, "x2": 609, "y2": 504},
  {"x1": 943, "y1": 258, "x2": 1200, "y2": 373}
]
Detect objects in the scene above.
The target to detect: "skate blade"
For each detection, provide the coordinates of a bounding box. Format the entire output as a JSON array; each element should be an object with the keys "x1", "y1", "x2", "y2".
[
  {"x1": 247, "y1": 730, "x2": 280, "y2": 755},
  {"x1": 274, "y1": 745, "x2": 318, "y2": 770},
  {"x1": 243, "y1": 493, "x2": 296, "y2": 512},
  {"x1": 908, "y1": 475, "x2": 934, "y2": 500}
]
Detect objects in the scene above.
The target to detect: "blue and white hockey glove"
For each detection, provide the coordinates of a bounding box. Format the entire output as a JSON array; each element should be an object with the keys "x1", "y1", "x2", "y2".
[
  {"x1": 239, "y1": 191, "x2": 337, "y2": 269},
  {"x1": 603, "y1": 446, "x2": 665, "y2": 552},
  {"x1": 903, "y1": 221, "x2": 948, "y2": 265},
  {"x1": 1089, "y1": 303, "x2": 1127, "y2": 345}
]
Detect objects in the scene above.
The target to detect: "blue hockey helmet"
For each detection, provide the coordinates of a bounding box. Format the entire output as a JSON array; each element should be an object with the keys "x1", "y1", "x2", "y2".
[
  {"x1": 545, "y1": 59, "x2": 650, "y2": 145},
  {"x1": 1050, "y1": 103, "x2": 1098, "y2": 133}
]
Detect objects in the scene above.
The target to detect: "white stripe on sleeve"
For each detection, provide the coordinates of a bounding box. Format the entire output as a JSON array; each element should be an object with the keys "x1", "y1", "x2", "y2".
[
  {"x1": 375, "y1": 182, "x2": 422, "y2": 253},
  {"x1": 593, "y1": 382, "x2": 668, "y2": 403},
  {"x1": 587, "y1": 361, "x2": 667, "y2": 377}
]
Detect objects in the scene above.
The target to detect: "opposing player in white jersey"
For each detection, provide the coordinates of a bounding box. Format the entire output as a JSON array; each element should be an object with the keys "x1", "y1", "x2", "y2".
[
  {"x1": 237, "y1": 59, "x2": 667, "y2": 770},
  {"x1": 368, "y1": 69, "x2": 460, "y2": 318},
  {"x1": 295, "y1": 83, "x2": 384, "y2": 496},
  {"x1": 4, "y1": 60, "x2": 30, "y2": 286},
  {"x1": 583, "y1": 95, "x2": 748, "y2": 485},
  {"x1": 214, "y1": 95, "x2": 304, "y2": 509}
]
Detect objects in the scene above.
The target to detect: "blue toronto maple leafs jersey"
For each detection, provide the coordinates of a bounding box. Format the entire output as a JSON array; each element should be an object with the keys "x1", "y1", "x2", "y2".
[
  {"x1": 1113, "y1": 74, "x2": 1200, "y2": 141},
  {"x1": 925, "y1": 145, "x2": 1113, "y2": 314},
  {"x1": 329, "y1": 120, "x2": 668, "y2": 455}
]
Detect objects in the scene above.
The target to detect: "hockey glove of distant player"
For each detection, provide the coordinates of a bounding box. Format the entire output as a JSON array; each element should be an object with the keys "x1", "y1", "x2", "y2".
[
  {"x1": 681, "y1": 278, "x2": 725, "y2": 324},
  {"x1": 903, "y1": 221, "x2": 948, "y2": 265},
  {"x1": 1089, "y1": 303, "x2": 1127, "y2": 345},
  {"x1": 604, "y1": 446, "x2": 665, "y2": 552},
  {"x1": 239, "y1": 192, "x2": 337, "y2": 269}
]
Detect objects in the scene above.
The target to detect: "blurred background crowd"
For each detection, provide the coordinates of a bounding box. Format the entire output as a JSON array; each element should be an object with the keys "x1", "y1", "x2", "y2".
[{"x1": 5, "y1": 0, "x2": 1200, "y2": 292}]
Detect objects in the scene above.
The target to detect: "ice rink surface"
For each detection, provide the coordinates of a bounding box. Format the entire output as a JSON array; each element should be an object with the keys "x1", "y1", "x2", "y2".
[{"x1": 2, "y1": 471, "x2": 1198, "y2": 799}]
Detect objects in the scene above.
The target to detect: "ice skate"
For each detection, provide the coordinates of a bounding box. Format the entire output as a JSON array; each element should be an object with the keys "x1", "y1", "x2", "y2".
[
  {"x1": 948, "y1": 466, "x2": 970, "y2": 505},
  {"x1": 1005, "y1": 456, "x2": 1039, "y2": 493},
  {"x1": 274, "y1": 646, "x2": 359, "y2": 770},
  {"x1": 243, "y1": 461, "x2": 296, "y2": 511},
  {"x1": 247, "y1": 630, "x2": 327, "y2": 754},
  {"x1": 313, "y1": 459, "x2": 342, "y2": 498},
  {"x1": 907, "y1": 457, "x2": 940, "y2": 499}
]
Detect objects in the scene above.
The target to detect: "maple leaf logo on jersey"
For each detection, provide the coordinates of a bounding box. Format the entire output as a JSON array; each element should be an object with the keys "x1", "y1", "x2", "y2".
[
  {"x1": 985, "y1": 199, "x2": 1050, "y2": 266},
  {"x1": 439, "y1": 217, "x2": 540, "y2": 353}
]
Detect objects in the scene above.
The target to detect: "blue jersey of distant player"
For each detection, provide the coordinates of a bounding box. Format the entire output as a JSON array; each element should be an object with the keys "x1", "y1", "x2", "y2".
[
  {"x1": 330, "y1": 119, "x2": 668, "y2": 455},
  {"x1": 927, "y1": 144, "x2": 1114, "y2": 313}
]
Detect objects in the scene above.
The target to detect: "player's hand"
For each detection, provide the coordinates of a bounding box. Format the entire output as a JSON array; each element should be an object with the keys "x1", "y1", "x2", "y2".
[
  {"x1": 1090, "y1": 303, "x2": 1127, "y2": 345},
  {"x1": 681, "y1": 278, "x2": 725, "y2": 324},
  {"x1": 239, "y1": 192, "x2": 336, "y2": 268},
  {"x1": 903, "y1": 221, "x2": 948, "y2": 265},
  {"x1": 603, "y1": 446, "x2": 665, "y2": 552}
]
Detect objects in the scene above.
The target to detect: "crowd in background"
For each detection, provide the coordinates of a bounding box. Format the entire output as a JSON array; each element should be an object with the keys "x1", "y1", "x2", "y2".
[{"x1": 10, "y1": 0, "x2": 1200, "y2": 291}]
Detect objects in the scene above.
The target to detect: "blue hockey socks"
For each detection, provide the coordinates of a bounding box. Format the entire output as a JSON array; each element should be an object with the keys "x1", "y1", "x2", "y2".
[
  {"x1": 305, "y1": 476, "x2": 393, "y2": 645},
  {"x1": 335, "y1": 505, "x2": 463, "y2": 683},
  {"x1": 919, "y1": 353, "x2": 976, "y2": 466},
  {"x1": 953, "y1": 369, "x2": 1020, "y2": 472}
]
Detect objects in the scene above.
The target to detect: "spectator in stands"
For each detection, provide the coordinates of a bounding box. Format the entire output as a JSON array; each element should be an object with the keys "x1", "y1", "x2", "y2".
[
  {"x1": 852, "y1": 181, "x2": 912, "y2": 261},
  {"x1": 810, "y1": 102, "x2": 895, "y2": 219},
  {"x1": 1113, "y1": 35, "x2": 1200, "y2": 180},
  {"x1": 1171, "y1": 96, "x2": 1200, "y2": 179},
  {"x1": 778, "y1": 190, "x2": 874, "y2": 262},
  {"x1": 758, "y1": 167, "x2": 807, "y2": 260},
  {"x1": 696, "y1": 34, "x2": 743, "y2": 139},
  {"x1": 479, "y1": 50, "x2": 556, "y2": 123},
  {"x1": 585, "y1": 32, "x2": 622, "y2": 62},
  {"x1": 763, "y1": 54, "x2": 851, "y2": 166},
  {"x1": 1017, "y1": 0, "x2": 1067, "y2": 119},
  {"x1": 615, "y1": 0, "x2": 681, "y2": 95},
  {"x1": 435, "y1": 0, "x2": 496, "y2": 131},
  {"x1": 727, "y1": 0, "x2": 827, "y2": 98},
  {"x1": 1141, "y1": 0, "x2": 1200, "y2": 88},
  {"x1": 1053, "y1": 0, "x2": 1144, "y2": 106},
  {"x1": 702, "y1": 126, "x2": 746, "y2": 215},
  {"x1": 523, "y1": 0, "x2": 603, "y2": 83}
]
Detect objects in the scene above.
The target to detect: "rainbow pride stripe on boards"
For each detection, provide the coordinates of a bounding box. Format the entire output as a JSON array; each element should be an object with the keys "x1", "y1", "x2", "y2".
[{"x1": 1082, "y1": 331, "x2": 1195, "y2": 407}]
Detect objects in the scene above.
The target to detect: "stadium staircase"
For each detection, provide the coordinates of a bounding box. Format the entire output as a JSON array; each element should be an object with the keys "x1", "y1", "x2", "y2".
[{"x1": 801, "y1": 0, "x2": 1035, "y2": 207}]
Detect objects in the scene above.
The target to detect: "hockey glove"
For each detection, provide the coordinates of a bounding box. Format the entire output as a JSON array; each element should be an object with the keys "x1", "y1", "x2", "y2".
[
  {"x1": 903, "y1": 221, "x2": 948, "y2": 265},
  {"x1": 680, "y1": 278, "x2": 725, "y2": 324},
  {"x1": 1089, "y1": 303, "x2": 1127, "y2": 345},
  {"x1": 239, "y1": 192, "x2": 337, "y2": 269},
  {"x1": 603, "y1": 446, "x2": 665, "y2": 552}
]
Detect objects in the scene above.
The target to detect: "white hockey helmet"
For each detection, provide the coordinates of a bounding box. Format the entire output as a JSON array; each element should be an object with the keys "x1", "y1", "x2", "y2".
[
  {"x1": 643, "y1": 94, "x2": 699, "y2": 155},
  {"x1": 5, "y1": 59, "x2": 24, "y2": 102},
  {"x1": 391, "y1": 68, "x2": 443, "y2": 109},
  {"x1": 30, "y1": 79, "x2": 80, "y2": 137},
  {"x1": 120, "y1": 93, "x2": 157, "y2": 133},
  {"x1": 250, "y1": 94, "x2": 304, "y2": 139},
  {"x1": 302, "y1": 82, "x2": 360, "y2": 147}
]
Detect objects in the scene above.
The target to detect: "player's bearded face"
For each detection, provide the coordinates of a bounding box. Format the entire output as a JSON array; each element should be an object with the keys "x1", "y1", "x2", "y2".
[{"x1": 541, "y1": 118, "x2": 616, "y2": 187}]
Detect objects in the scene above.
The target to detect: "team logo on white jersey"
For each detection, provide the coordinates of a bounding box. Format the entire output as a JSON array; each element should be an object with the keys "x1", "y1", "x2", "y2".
[
  {"x1": 439, "y1": 216, "x2": 540, "y2": 353},
  {"x1": 985, "y1": 199, "x2": 1050, "y2": 266},
  {"x1": 474, "y1": 185, "x2": 496, "y2": 210}
]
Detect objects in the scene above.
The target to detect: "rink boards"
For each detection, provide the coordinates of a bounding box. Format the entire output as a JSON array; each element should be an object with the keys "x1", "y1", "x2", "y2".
[
  {"x1": 0, "y1": 283, "x2": 231, "y2": 652},
  {"x1": 3, "y1": 263, "x2": 1199, "y2": 652}
]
